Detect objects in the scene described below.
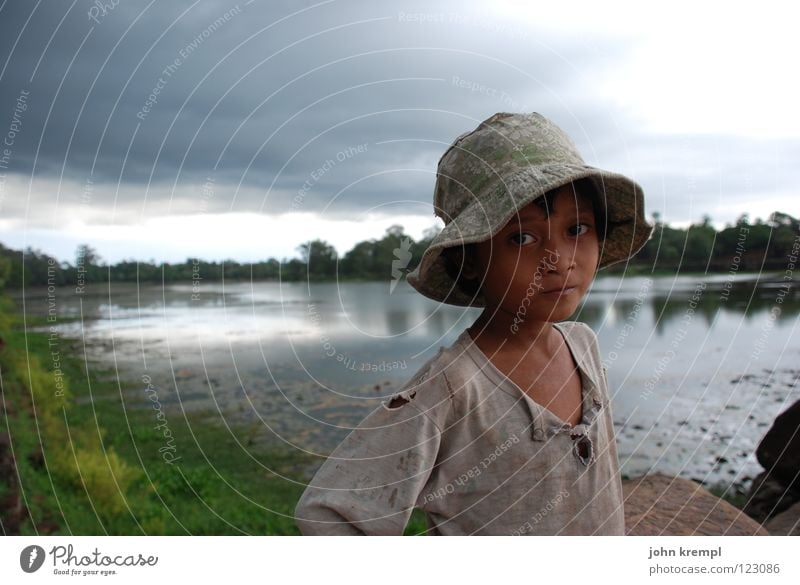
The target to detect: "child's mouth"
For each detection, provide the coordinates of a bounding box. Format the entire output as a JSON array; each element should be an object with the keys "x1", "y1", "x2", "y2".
[{"x1": 540, "y1": 286, "x2": 577, "y2": 297}]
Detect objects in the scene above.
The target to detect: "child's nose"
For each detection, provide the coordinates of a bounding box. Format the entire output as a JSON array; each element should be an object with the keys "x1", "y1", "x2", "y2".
[{"x1": 541, "y1": 237, "x2": 578, "y2": 273}]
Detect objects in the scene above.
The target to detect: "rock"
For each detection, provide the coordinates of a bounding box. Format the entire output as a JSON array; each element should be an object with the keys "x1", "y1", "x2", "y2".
[
  {"x1": 764, "y1": 500, "x2": 800, "y2": 535},
  {"x1": 623, "y1": 473, "x2": 768, "y2": 535},
  {"x1": 756, "y1": 399, "x2": 800, "y2": 490},
  {"x1": 741, "y1": 470, "x2": 800, "y2": 523}
]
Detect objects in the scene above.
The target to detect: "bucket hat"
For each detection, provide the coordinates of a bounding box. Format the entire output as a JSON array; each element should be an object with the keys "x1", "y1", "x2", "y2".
[{"x1": 406, "y1": 112, "x2": 654, "y2": 307}]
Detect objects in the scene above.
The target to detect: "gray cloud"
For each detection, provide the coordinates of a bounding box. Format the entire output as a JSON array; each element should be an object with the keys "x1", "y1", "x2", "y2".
[{"x1": 0, "y1": 0, "x2": 797, "y2": 235}]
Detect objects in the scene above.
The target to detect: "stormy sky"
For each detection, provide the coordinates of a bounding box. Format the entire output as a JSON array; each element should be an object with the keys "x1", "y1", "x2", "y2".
[{"x1": 0, "y1": 0, "x2": 797, "y2": 264}]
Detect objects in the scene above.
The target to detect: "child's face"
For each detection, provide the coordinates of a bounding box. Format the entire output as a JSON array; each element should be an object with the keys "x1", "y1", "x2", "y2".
[{"x1": 465, "y1": 183, "x2": 600, "y2": 324}]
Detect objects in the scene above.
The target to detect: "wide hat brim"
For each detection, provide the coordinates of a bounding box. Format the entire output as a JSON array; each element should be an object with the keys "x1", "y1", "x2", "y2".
[{"x1": 406, "y1": 163, "x2": 654, "y2": 307}]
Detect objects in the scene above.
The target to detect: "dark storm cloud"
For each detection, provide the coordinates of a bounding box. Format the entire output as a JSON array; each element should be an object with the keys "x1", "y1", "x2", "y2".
[
  {"x1": 1, "y1": 0, "x2": 793, "y2": 228},
  {"x1": 0, "y1": 0, "x2": 640, "y2": 219}
]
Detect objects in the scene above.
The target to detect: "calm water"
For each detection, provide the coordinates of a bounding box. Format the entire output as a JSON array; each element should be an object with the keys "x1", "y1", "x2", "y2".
[{"x1": 18, "y1": 272, "x2": 800, "y2": 489}]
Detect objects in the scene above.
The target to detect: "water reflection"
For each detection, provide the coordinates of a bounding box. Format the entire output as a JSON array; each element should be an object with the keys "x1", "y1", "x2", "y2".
[{"x1": 17, "y1": 270, "x2": 799, "y2": 488}]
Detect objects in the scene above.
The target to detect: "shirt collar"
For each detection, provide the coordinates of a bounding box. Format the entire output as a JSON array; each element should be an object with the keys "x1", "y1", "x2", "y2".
[
  {"x1": 552, "y1": 322, "x2": 602, "y2": 390},
  {"x1": 458, "y1": 322, "x2": 602, "y2": 396}
]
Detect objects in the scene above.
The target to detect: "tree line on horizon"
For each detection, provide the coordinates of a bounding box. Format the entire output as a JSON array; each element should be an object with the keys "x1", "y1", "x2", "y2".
[{"x1": 0, "y1": 211, "x2": 798, "y2": 291}]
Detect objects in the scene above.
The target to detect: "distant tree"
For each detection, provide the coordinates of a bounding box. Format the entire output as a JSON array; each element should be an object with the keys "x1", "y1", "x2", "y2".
[
  {"x1": 385, "y1": 224, "x2": 405, "y2": 238},
  {"x1": 341, "y1": 240, "x2": 378, "y2": 278},
  {"x1": 2, "y1": 208, "x2": 797, "y2": 286},
  {"x1": 768, "y1": 211, "x2": 800, "y2": 258},
  {"x1": 251, "y1": 258, "x2": 280, "y2": 280},
  {"x1": 422, "y1": 225, "x2": 441, "y2": 241},
  {"x1": 75, "y1": 244, "x2": 101, "y2": 267},
  {"x1": 769, "y1": 211, "x2": 799, "y2": 231},
  {"x1": 282, "y1": 258, "x2": 306, "y2": 280},
  {"x1": 685, "y1": 217, "x2": 717, "y2": 268},
  {"x1": 297, "y1": 240, "x2": 338, "y2": 279},
  {"x1": 0, "y1": 255, "x2": 10, "y2": 289},
  {"x1": 376, "y1": 226, "x2": 411, "y2": 282},
  {"x1": 651, "y1": 210, "x2": 662, "y2": 226}
]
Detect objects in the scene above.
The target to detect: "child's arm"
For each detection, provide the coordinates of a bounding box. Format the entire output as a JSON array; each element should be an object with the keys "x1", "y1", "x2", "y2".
[{"x1": 294, "y1": 373, "x2": 449, "y2": 535}]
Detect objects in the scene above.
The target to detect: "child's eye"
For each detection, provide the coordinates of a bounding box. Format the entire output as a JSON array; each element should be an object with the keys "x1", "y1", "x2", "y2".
[
  {"x1": 570, "y1": 223, "x2": 591, "y2": 236},
  {"x1": 509, "y1": 232, "x2": 538, "y2": 246}
]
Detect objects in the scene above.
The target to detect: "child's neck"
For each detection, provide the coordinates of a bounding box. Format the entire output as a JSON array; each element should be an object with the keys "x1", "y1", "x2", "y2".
[{"x1": 467, "y1": 310, "x2": 559, "y2": 357}]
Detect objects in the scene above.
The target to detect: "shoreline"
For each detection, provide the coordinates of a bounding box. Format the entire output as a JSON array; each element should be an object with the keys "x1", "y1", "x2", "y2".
[
  {"x1": 2, "y1": 284, "x2": 779, "y2": 534},
  {"x1": 0, "y1": 294, "x2": 322, "y2": 535}
]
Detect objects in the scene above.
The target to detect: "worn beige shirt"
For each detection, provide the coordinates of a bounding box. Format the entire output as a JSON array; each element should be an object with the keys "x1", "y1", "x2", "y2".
[{"x1": 294, "y1": 321, "x2": 625, "y2": 535}]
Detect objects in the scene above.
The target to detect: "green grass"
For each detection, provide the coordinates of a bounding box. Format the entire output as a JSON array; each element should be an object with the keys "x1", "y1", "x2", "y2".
[
  {"x1": 1, "y1": 294, "x2": 433, "y2": 535},
  {"x1": 404, "y1": 508, "x2": 429, "y2": 535},
  {"x1": 0, "y1": 295, "x2": 316, "y2": 534}
]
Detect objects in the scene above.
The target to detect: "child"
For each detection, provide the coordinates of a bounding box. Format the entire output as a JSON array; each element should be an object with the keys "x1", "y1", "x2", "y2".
[{"x1": 294, "y1": 112, "x2": 653, "y2": 535}]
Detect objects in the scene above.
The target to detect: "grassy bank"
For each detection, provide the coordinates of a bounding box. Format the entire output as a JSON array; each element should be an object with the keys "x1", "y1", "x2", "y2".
[{"x1": 0, "y1": 294, "x2": 430, "y2": 534}]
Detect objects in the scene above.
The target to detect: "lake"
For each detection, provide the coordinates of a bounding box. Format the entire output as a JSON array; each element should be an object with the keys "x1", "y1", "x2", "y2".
[{"x1": 18, "y1": 271, "x2": 800, "y2": 491}]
